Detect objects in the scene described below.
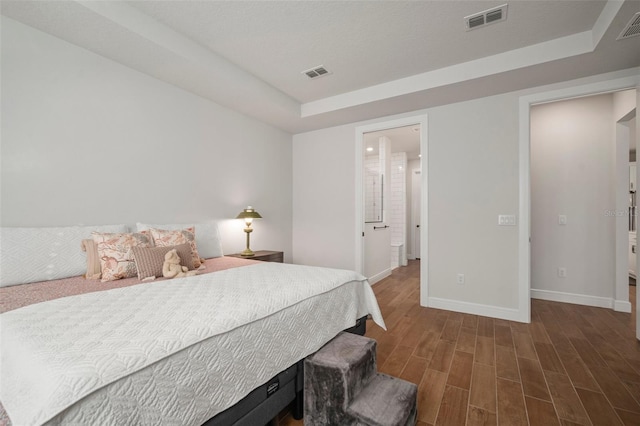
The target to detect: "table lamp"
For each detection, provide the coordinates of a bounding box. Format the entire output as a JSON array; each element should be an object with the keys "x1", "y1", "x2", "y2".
[{"x1": 236, "y1": 206, "x2": 262, "y2": 256}]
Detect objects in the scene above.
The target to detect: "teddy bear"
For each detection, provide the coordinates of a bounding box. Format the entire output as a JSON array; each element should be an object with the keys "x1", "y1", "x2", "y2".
[{"x1": 163, "y1": 248, "x2": 197, "y2": 279}]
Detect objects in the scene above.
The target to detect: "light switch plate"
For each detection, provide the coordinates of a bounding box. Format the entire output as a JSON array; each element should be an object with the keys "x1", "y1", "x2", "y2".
[
  {"x1": 559, "y1": 215, "x2": 567, "y2": 225},
  {"x1": 498, "y1": 215, "x2": 517, "y2": 226}
]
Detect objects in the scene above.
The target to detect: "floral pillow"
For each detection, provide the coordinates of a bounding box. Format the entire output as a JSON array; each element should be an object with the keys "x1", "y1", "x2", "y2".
[
  {"x1": 149, "y1": 227, "x2": 202, "y2": 268},
  {"x1": 92, "y1": 232, "x2": 153, "y2": 282}
]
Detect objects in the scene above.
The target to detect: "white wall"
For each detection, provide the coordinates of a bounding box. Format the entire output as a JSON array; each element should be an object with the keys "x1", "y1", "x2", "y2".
[
  {"x1": 291, "y1": 124, "x2": 356, "y2": 270},
  {"x1": 292, "y1": 68, "x2": 639, "y2": 320},
  {"x1": 531, "y1": 94, "x2": 616, "y2": 301},
  {"x1": 294, "y1": 93, "x2": 520, "y2": 311},
  {"x1": 613, "y1": 89, "x2": 637, "y2": 121},
  {"x1": 428, "y1": 95, "x2": 520, "y2": 310},
  {"x1": 1, "y1": 17, "x2": 293, "y2": 259}
]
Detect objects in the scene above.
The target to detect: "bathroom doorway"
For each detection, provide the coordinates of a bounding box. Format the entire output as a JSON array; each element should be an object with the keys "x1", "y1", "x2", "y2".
[
  {"x1": 362, "y1": 125, "x2": 420, "y2": 282},
  {"x1": 355, "y1": 115, "x2": 427, "y2": 299}
]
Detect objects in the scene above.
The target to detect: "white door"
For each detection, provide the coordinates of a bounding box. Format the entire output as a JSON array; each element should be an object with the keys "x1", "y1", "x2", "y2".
[
  {"x1": 364, "y1": 223, "x2": 391, "y2": 282},
  {"x1": 412, "y1": 168, "x2": 422, "y2": 259}
]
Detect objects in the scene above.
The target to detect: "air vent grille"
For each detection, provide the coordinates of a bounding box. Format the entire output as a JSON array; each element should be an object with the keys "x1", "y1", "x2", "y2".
[
  {"x1": 486, "y1": 9, "x2": 503, "y2": 23},
  {"x1": 465, "y1": 4, "x2": 508, "y2": 31},
  {"x1": 468, "y1": 15, "x2": 485, "y2": 29},
  {"x1": 302, "y1": 65, "x2": 332, "y2": 79},
  {"x1": 618, "y1": 12, "x2": 640, "y2": 40}
]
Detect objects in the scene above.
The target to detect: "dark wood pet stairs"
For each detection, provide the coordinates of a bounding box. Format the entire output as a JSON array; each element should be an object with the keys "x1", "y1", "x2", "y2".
[{"x1": 304, "y1": 332, "x2": 417, "y2": 426}]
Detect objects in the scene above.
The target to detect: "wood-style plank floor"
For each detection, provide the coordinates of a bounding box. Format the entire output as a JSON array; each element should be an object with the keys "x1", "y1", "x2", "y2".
[{"x1": 279, "y1": 261, "x2": 639, "y2": 425}]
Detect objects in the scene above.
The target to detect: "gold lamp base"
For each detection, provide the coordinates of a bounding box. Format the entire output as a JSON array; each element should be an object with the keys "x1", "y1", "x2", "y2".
[
  {"x1": 241, "y1": 227, "x2": 255, "y2": 256},
  {"x1": 240, "y1": 248, "x2": 255, "y2": 257}
]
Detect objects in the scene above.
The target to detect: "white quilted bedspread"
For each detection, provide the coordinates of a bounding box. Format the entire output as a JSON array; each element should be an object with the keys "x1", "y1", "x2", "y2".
[{"x1": 0, "y1": 262, "x2": 385, "y2": 426}]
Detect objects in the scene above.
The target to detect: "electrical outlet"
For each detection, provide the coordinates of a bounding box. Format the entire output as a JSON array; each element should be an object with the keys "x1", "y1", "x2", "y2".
[
  {"x1": 558, "y1": 215, "x2": 567, "y2": 225},
  {"x1": 456, "y1": 273, "x2": 465, "y2": 285},
  {"x1": 558, "y1": 267, "x2": 567, "y2": 278}
]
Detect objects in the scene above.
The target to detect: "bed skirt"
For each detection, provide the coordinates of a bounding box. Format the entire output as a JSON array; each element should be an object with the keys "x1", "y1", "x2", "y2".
[{"x1": 204, "y1": 316, "x2": 368, "y2": 425}]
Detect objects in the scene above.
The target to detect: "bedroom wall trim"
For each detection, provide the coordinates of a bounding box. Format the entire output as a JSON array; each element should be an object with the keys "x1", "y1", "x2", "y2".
[
  {"x1": 615, "y1": 300, "x2": 633, "y2": 313},
  {"x1": 428, "y1": 297, "x2": 522, "y2": 322},
  {"x1": 519, "y1": 68, "x2": 640, "y2": 323},
  {"x1": 530, "y1": 288, "x2": 630, "y2": 311},
  {"x1": 368, "y1": 269, "x2": 392, "y2": 286}
]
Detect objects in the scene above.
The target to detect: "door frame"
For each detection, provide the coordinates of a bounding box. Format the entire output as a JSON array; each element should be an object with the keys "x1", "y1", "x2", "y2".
[
  {"x1": 355, "y1": 114, "x2": 429, "y2": 305},
  {"x1": 519, "y1": 72, "x2": 639, "y2": 323}
]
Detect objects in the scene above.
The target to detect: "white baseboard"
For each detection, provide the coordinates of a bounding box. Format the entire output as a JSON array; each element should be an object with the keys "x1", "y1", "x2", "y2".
[
  {"x1": 428, "y1": 297, "x2": 524, "y2": 323},
  {"x1": 368, "y1": 268, "x2": 392, "y2": 285},
  {"x1": 530, "y1": 289, "x2": 614, "y2": 309},
  {"x1": 614, "y1": 300, "x2": 633, "y2": 313}
]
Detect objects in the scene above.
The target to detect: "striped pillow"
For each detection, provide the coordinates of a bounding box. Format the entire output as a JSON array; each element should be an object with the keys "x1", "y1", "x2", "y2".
[{"x1": 132, "y1": 243, "x2": 194, "y2": 280}]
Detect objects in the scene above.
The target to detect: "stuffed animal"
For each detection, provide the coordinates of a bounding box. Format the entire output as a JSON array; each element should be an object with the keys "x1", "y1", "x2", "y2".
[{"x1": 163, "y1": 249, "x2": 197, "y2": 278}]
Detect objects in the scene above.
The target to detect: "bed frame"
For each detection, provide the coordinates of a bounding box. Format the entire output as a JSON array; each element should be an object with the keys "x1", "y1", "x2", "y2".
[{"x1": 203, "y1": 316, "x2": 368, "y2": 426}]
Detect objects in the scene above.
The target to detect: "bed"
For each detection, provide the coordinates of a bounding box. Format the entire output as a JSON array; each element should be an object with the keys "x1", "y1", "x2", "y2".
[{"x1": 0, "y1": 225, "x2": 385, "y2": 426}]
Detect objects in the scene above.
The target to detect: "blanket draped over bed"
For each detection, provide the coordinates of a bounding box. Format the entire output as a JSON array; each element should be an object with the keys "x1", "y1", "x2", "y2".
[{"x1": 0, "y1": 262, "x2": 385, "y2": 426}]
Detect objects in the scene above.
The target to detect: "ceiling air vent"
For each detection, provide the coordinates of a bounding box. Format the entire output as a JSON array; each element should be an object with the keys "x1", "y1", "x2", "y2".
[
  {"x1": 617, "y1": 12, "x2": 640, "y2": 40},
  {"x1": 302, "y1": 65, "x2": 332, "y2": 79},
  {"x1": 465, "y1": 4, "x2": 508, "y2": 31}
]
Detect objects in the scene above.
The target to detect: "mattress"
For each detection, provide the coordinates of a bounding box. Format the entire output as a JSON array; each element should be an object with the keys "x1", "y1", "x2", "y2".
[{"x1": 0, "y1": 259, "x2": 385, "y2": 425}]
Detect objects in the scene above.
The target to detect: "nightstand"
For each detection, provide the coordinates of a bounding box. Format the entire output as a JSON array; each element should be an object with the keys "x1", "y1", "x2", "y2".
[{"x1": 227, "y1": 250, "x2": 283, "y2": 263}]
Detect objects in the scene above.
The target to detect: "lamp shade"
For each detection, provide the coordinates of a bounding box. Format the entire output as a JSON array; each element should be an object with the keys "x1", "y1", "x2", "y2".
[{"x1": 236, "y1": 206, "x2": 262, "y2": 220}]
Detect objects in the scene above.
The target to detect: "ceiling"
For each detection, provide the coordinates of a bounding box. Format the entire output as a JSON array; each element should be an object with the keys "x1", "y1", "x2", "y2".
[{"x1": 2, "y1": 1, "x2": 640, "y2": 134}]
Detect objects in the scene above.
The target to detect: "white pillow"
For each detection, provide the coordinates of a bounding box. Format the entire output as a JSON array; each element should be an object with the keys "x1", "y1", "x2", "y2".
[
  {"x1": 136, "y1": 221, "x2": 224, "y2": 259},
  {"x1": 0, "y1": 224, "x2": 129, "y2": 287}
]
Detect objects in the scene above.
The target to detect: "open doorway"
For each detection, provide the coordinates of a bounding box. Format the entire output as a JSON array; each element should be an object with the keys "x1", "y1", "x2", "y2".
[
  {"x1": 527, "y1": 88, "x2": 637, "y2": 335},
  {"x1": 355, "y1": 114, "x2": 428, "y2": 303},
  {"x1": 362, "y1": 125, "x2": 421, "y2": 283}
]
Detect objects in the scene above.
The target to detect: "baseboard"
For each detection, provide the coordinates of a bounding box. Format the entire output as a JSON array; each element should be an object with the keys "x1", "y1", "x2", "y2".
[
  {"x1": 530, "y1": 289, "x2": 614, "y2": 309},
  {"x1": 614, "y1": 300, "x2": 633, "y2": 313},
  {"x1": 368, "y1": 268, "x2": 392, "y2": 285},
  {"x1": 428, "y1": 297, "x2": 524, "y2": 323}
]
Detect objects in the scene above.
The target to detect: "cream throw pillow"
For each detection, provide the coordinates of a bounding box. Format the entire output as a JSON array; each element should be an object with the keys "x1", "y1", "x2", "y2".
[{"x1": 80, "y1": 239, "x2": 102, "y2": 280}]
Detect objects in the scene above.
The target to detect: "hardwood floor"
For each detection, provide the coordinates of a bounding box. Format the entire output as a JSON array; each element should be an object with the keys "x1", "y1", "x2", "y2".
[{"x1": 279, "y1": 261, "x2": 639, "y2": 425}]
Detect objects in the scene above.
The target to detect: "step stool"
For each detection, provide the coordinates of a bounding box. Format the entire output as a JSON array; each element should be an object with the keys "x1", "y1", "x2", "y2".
[{"x1": 304, "y1": 332, "x2": 417, "y2": 426}]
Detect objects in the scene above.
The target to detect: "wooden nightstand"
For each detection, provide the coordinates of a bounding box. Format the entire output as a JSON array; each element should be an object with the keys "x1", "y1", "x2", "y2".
[{"x1": 227, "y1": 250, "x2": 283, "y2": 263}]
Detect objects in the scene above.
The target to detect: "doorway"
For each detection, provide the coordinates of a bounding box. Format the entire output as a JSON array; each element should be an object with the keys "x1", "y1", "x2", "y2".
[
  {"x1": 355, "y1": 114, "x2": 428, "y2": 304},
  {"x1": 518, "y1": 73, "x2": 639, "y2": 327},
  {"x1": 530, "y1": 91, "x2": 635, "y2": 314}
]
